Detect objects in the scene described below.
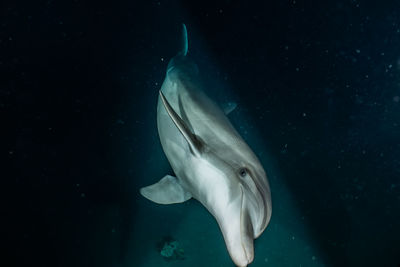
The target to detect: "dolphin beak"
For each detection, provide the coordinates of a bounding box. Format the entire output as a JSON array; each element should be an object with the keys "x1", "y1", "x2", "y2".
[
  {"x1": 222, "y1": 186, "x2": 255, "y2": 267},
  {"x1": 229, "y1": 213, "x2": 254, "y2": 267},
  {"x1": 239, "y1": 188, "x2": 255, "y2": 265}
]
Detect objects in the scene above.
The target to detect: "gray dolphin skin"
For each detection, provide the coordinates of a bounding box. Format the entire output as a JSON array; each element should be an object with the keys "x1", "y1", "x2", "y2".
[{"x1": 140, "y1": 24, "x2": 272, "y2": 267}]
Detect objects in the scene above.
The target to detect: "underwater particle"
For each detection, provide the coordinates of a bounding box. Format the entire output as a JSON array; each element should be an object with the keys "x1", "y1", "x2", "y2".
[
  {"x1": 81, "y1": 193, "x2": 85, "y2": 198},
  {"x1": 264, "y1": 257, "x2": 268, "y2": 262},
  {"x1": 280, "y1": 143, "x2": 288, "y2": 154},
  {"x1": 355, "y1": 94, "x2": 364, "y2": 104},
  {"x1": 312, "y1": 255, "x2": 316, "y2": 260},
  {"x1": 302, "y1": 112, "x2": 306, "y2": 117},
  {"x1": 393, "y1": 96, "x2": 399, "y2": 102},
  {"x1": 161, "y1": 57, "x2": 164, "y2": 61},
  {"x1": 111, "y1": 228, "x2": 116, "y2": 233},
  {"x1": 355, "y1": 49, "x2": 361, "y2": 54}
]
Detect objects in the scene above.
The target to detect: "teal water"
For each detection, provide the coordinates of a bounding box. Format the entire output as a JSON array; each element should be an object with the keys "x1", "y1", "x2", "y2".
[{"x1": 7, "y1": 1, "x2": 400, "y2": 266}]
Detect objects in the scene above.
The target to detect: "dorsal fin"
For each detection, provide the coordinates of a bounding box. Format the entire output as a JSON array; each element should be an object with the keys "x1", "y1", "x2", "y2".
[{"x1": 181, "y1": 24, "x2": 188, "y2": 56}]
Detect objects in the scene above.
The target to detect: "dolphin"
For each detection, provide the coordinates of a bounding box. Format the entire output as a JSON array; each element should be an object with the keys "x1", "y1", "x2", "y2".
[{"x1": 140, "y1": 24, "x2": 272, "y2": 267}]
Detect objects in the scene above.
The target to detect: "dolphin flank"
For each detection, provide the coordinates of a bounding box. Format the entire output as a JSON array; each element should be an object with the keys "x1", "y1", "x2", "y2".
[{"x1": 140, "y1": 24, "x2": 272, "y2": 267}]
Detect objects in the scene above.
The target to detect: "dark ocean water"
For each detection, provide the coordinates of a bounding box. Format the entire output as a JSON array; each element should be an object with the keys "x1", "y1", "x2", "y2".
[{"x1": 5, "y1": 0, "x2": 400, "y2": 266}]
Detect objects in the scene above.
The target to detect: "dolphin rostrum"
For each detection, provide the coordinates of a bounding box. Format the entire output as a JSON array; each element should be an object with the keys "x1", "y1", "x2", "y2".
[{"x1": 140, "y1": 24, "x2": 272, "y2": 267}]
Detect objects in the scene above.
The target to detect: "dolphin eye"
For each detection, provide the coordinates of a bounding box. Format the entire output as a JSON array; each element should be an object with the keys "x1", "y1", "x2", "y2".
[{"x1": 239, "y1": 168, "x2": 247, "y2": 177}]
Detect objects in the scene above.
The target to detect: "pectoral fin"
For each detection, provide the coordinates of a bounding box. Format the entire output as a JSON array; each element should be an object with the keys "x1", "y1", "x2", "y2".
[
  {"x1": 159, "y1": 90, "x2": 202, "y2": 156},
  {"x1": 140, "y1": 175, "x2": 192, "y2": 204}
]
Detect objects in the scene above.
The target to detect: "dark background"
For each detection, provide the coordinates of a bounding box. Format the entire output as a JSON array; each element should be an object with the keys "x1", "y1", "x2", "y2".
[{"x1": 4, "y1": 0, "x2": 400, "y2": 266}]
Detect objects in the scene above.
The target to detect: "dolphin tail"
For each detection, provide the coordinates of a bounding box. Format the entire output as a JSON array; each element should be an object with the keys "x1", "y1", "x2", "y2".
[
  {"x1": 181, "y1": 24, "x2": 188, "y2": 56},
  {"x1": 166, "y1": 24, "x2": 192, "y2": 73}
]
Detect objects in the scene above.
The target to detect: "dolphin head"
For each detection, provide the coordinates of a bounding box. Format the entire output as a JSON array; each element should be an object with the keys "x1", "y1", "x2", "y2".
[
  {"x1": 159, "y1": 90, "x2": 272, "y2": 267},
  {"x1": 194, "y1": 149, "x2": 272, "y2": 267}
]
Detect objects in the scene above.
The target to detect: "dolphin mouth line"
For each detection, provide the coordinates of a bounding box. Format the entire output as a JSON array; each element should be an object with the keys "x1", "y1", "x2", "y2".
[
  {"x1": 239, "y1": 185, "x2": 251, "y2": 264},
  {"x1": 253, "y1": 177, "x2": 270, "y2": 235}
]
